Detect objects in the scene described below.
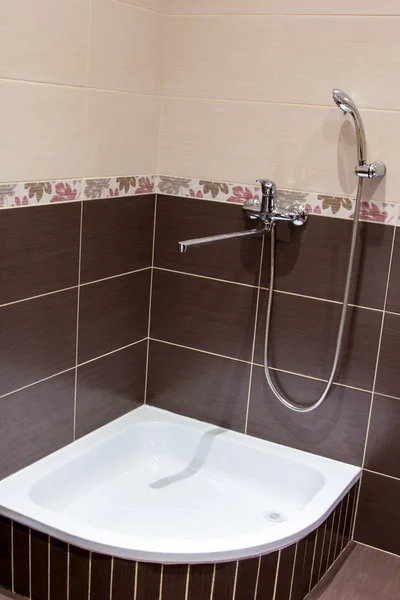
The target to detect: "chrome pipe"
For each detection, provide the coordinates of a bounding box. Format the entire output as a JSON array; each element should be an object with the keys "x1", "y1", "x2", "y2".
[{"x1": 178, "y1": 228, "x2": 265, "y2": 253}]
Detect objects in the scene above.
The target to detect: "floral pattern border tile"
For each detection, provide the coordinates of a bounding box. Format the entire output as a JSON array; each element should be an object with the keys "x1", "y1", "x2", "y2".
[
  {"x1": 0, "y1": 180, "x2": 82, "y2": 208},
  {"x1": 82, "y1": 175, "x2": 156, "y2": 200},
  {"x1": 157, "y1": 175, "x2": 398, "y2": 225}
]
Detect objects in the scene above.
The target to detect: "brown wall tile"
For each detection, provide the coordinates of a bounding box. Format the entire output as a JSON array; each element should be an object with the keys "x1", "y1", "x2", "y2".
[
  {"x1": 386, "y1": 233, "x2": 400, "y2": 313},
  {"x1": 13, "y1": 523, "x2": 30, "y2": 598},
  {"x1": 254, "y1": 291, "x2": 381, "y2": 391},
  {"x1": 69, "y1": 546, "x2": 89, "y2": 600},
  {"x1": 261, "y1": 217, "x2": 393, "y2": 309},
  {"x1": 355, "y1": 471, "x2": 400, "y2": 555},
  {"x1": 364, "y1": 395, "x2": 400, "y2": 479},
  {"x1": 50, "y1": 538, "x2": 68, "y2": 600},
  {"x1": 256, "y1": 551, "x2": 279, "y2": 600},
  {"x1": 0, "y1": 203, "x2": 80, "y2": 305},
  {"x1": 31, "y1": 531, "x2": 48, "y2": 600},
  {"x1": 154, "y1": 195, "x2": 262, "y2": 285},
  {"x1": 275, "y1": 544, "x2": 296, "y2": 600},
  {"x1": 375, "y1": 313, "x2": 400, "y2": 398},
  {"x1": 0, "y1": 517, "x2": 12, "y2": 590},
  {"x1": 147, "y1": 341, "x2": 250, "y2": 432},
  {"x1": 213, "y1": 562, "x2": 236, "y2": 600},
  {"x1": 112, "y1": 559, "x2": 135, "y2": 600},
  {"x1": 76, "y1": 341, "x2": 146, "y2": 438},
  {"x1": 0, "y1": 372, "x2": 75, "y2": 480},
  {"x1": 136, "y1": 563, "x2": 161, "y2": 600},
  {"x1": 78, "y1": 270, "x2": 150, "y2": 364},
  {"x1": 162, "y1": 565, "x2": 188, "y2": 600},
  {"x1": 90, "y1": 553, "x2": 112, "y2": 600},
  {"x1": 247, "y1": 367, "x2": 371, "y2": 465},
  {"x1": 291, "y1": 533, "x2": 315, "y2": 600},
  {"x1": 81, "y1": 195, "x2": 155, "y2": 284},
  {"x1": 187, "y1": 564, "x2": 213, "y2": 600},
  {"x1": 235, "y1": 557, "x2": 259, "y2": 600},
  {"x1": 0, "y1": 289, "x2": 77, "y2": 396},
  {"x1": 151, "y1": 269, "x2": 257, "y2": 361}
]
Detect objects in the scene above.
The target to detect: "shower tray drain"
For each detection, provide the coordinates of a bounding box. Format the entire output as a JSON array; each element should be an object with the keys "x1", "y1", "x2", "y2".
[{"x1": 264, "y1": 510, "x2": 286, "y2": 523}]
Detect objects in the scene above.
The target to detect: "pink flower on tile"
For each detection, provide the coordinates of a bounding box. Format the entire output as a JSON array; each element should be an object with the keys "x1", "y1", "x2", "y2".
[
  {"x1": 51, "y1": 182, "x2": 79, "y2": 203},
  {"x1": 13, "y1": 196, "x2": 29, "y2": 206},
  {"x1": 189, "y1": 189, "x2": 203, "y2": 199},
  {"x1": 351, "y1": 201, "x2": 388, "y2": 223},
  {"x1": 306, "y1": 203, "x2": 322, "y2": 215},
  {"x1": 227, "y1": 186, "x2": 259, "y2": 205},
  {"x1": 109, "y1": 188, "x2": 120, "y2": 197},
  {"x1": 136, "y1": 177, "x2": 154, "y2": 194}
]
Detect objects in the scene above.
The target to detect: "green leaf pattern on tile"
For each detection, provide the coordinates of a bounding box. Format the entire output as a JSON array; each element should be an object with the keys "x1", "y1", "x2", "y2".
[
  {"x1": 158, "y1": 176, "x2": 191, "y2": 195},
  {"x1": 24, "y1": 182, "x2": 52, "y2": 202},
  {"x1": 199, "y1": 180, "x2": 229, "y2": 199},
  {"x1": 318, "y1": 194, "x2": 353, "y2": 215},
  {"x1": 84, "y1": 179, "x2": 111, "y2": 199},
  {"x1": 0, "y1": 184, "x2": 17, "y2": 208},
  {"x1": 116, "y1": 177, "x2": 137, "y2": 194}
]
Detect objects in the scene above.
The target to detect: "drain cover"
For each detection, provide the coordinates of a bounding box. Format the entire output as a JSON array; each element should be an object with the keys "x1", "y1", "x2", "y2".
[{"x1": 264, "y1": 511, "x2": 286, "y2": 522}]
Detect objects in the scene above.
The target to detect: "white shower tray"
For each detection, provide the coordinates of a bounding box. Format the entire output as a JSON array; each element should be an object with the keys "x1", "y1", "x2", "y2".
[{"x1": 0, "y1": 405, "x2": 360, "y2": 563}]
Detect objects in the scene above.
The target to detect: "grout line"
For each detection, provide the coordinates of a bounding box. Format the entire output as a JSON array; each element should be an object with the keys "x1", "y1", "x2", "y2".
[
  {"x1": 340, "y1": 495, "x2": 351, "y2": 554},
  {"x1": 184, "y1": 565, "x2": 190, "y2": 600},
  {"x1": 253, "y1": 363, "x2": 373, "y2": 394},
  {"x1": 144, "y1": 196, "x2": 158, "y2": 404},
  {"x1": 116, "y1": 0, "x2": 166, "y2": 14},
  {"x1": 47, "y1": 536, "x2": 50, "y2": 600},
  {"x1": 134, "y1": 562, "x2": 138, "y2": 600},
  {"x1": 88, "y1": 553, "x2": 92, "y2": 600},
  {"x1": 288, "y1": 543, "x2": 298, "y2": 600},
  {"x1": 149, "y1": 337, "x2": 252, "y2": 364},
  {"x1": 364, "y1": 468, "x2": 400, "y2": 482},
  {"x1": 308, "y1": 531, "x2": 319, "y2": 593},
  {"x1": 326, "y1": 512, "x2": 336, "y2": 572},
  {"x1": 355, "y1": 541, "x2": 400, "y2": 558},
  {"x1": 231, "y1": 561, "x2": 239, "y2": 600},
  {"x1": 317, "y1": 522, "x2": 328, "y2": 581},
  {"x1": 73, "y1": 200, "x2": 84, "y2": 440},
  {"x1": 11, "y1": 522, "x2": 14, "y2": 593},
  {"x1": 29, "y1": 529, "x2": 32, "y2": 600},
  {"x1": 158, "y1": 565, "x2": 163, "y2": 600},
  {"x1": 0, "y1": 367, "x2": 76, "y2": 401},
  {"x1": 370, "y1": 390, "x2": 400, "y2": 401},
  {"x1": 80, "y1": 266, "x2": 152, "y2": 287},
  {"x1": 66, "y1": 545, "x2": 70, "y2": 600},
  {"x1": 0, "y1": 285, "x2": 78, "y2": 310},
  {"x1": 333, "y1": 503, "x2": 343, "y2": 560},
  {"x1": 209, "y1": 564, "x2": 216, "y2": 600},
  {"x1": 169, "y1": 12, "x2": 400, "y2": 18},
  {"x1": 245, "y1": 236, "x2": 265, "y2": 433},
  {"x1": 252, "y1": 557, "x2": 261, "y2": 600},
  {"x1": 271, "y1": 551, "x2": 281, "y2": 600},
  {"x1": 109, "y1": 558, "x2": 114, "y2": 600},
  {"x1": 77, "y1": 339, "x2": 148, "y2": 368},
  {"x1": 154, "y1": 266, "x2": 259, "y2": 289}
]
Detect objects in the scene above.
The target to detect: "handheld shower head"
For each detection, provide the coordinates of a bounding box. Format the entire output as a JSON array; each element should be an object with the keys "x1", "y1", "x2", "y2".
[{"x1": 333, "y1": 89, "x2": 367, "y2": 166}]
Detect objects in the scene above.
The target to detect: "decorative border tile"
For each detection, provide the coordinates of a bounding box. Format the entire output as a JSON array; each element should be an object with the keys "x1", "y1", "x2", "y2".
[
  {"x1": 82, "y1": 175, "x2": 156, "y2": 200},
  {"x1": 0, "y1": 180, "x2": 82, "y2": 208},
  {"x1": 157, "y1": 175, "x2": 398, "y2": 225}
]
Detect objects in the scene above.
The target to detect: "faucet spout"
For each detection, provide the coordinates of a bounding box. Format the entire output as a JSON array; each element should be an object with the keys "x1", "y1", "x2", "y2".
[{"x1": 178, "y1": 228, "x2": 265, "y2": 253}]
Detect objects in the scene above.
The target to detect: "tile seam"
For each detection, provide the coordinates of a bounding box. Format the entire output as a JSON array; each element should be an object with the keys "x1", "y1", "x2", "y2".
[{"x1": 73, "y1": 199, "x2": 84, "y2": 440}]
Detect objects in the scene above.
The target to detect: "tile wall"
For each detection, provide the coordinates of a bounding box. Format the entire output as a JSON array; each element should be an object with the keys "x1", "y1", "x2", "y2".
[{"x1": 0, "y1": 194, "x2": 154, "y2": 480}]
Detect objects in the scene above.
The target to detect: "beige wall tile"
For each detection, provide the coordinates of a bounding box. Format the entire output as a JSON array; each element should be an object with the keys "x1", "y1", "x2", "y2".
[
  {"x1": 0, "y1": 0, "x2": 90, "y2": 86},
  {"x1": 167, "y1": 0, "x2": 283, "y2": 14},
  {"x1": 279, "y1": 17, "x2": 400, "y2": 110},
  {"x1": 0, "y1": 80, "x2": 85, "y2": 183},
  {"x1": 159, "y1": 97, "x2": 274, "y2": 183},
  {"x1": 122, "y1": 0, "x2": 166, "y2": 12},
  {"x1": 164, "y1": 16, "x2": 282, "y2": 101},
  {"x1": 89, "y1": 0, "x2": 165, "y2": 94},
  {"x1": 284, "y1": 0, "x2": 400, "y2": 14},
  {"x1": 86, "y1": 90, "x2": 160, "y2": 177},
  {"x1": 271, "y1": 104, "x2": 400, "y2": 203}
]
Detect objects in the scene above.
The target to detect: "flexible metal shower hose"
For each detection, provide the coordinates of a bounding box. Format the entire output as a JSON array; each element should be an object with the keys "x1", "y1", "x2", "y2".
[{"x1": 263, "y1": 178, "x2": 364, "y2": 412}]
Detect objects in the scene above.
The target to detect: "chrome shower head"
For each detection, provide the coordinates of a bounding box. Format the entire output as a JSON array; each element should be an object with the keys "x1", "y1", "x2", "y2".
[{"x1": 333, "y1": 88, "x2": 367, "y2": 166}]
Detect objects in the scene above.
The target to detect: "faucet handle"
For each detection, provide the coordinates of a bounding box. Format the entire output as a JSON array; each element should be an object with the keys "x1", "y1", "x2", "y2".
[{"x1": 257, "y1": 179, "x2": 277, "y2": 196}]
